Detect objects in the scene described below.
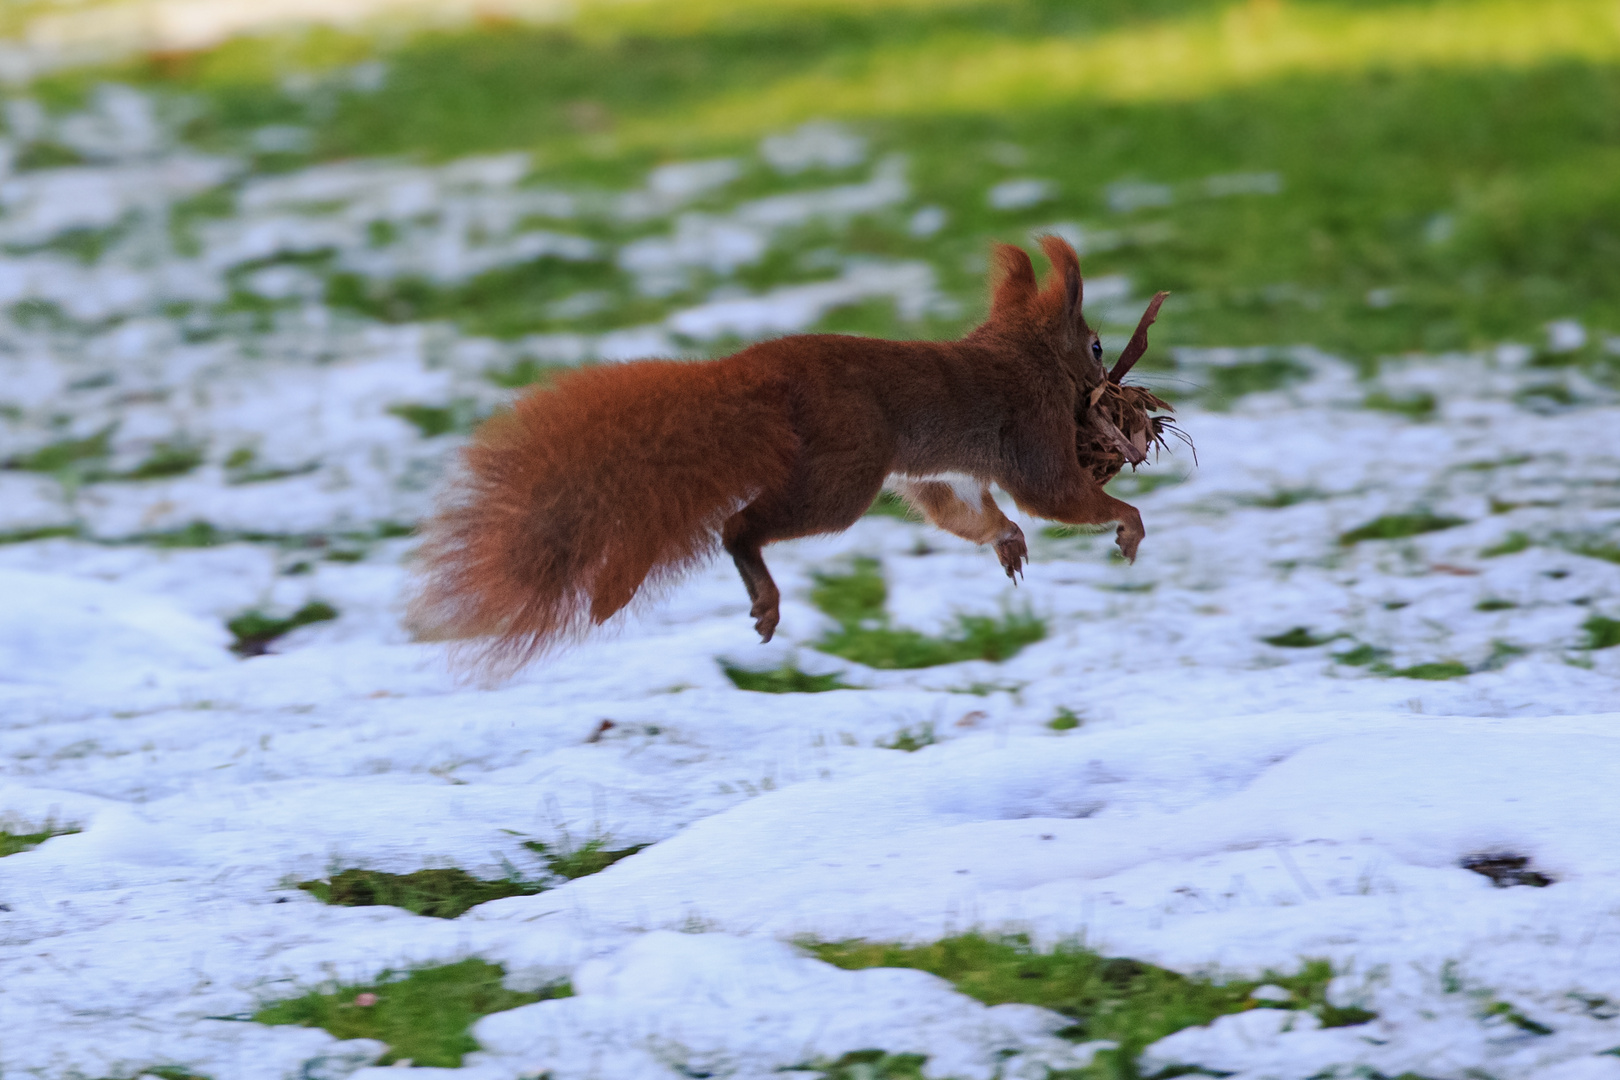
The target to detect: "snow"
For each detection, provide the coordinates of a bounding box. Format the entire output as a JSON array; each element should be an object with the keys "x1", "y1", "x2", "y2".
[
  {"x1": 2, "y1": 87, "x2": 1620, "y2": 1080},
  {"x1": 760, "y1": 122, "x2": 868, "y2": 175},
  {"x1": 987, "y1": 178, "x2": 1055, "y2": 211}
]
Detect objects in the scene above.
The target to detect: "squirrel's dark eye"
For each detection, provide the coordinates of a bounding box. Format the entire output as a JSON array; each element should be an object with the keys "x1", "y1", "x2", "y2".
[{"x1": 1091, "y1": 340, "x2": 1103, "y2": 361}]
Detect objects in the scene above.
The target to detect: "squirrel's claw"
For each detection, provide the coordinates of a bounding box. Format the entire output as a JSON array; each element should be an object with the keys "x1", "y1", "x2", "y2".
[{"x1": 995, "y1": 526, "x2": 1028, "y2": 582}]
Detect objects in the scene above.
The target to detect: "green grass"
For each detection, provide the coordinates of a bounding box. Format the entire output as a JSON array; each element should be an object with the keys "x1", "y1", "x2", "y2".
[
  {"x1": 877, "y1": 723, "x2": 936, "y2": 752},
  {"x1": 1242, "y1": 488, "x2": 1325, "y2": 509},
  {"x1": 1333, "y1": 642, "x2": 1390, "y2": 667},
  {"x1": 0, "y1": 524, "x2": 80, "y2": 544},
  {"x1": 1581, "y1": 614, "x2": 1620, "y2": 650},
  {"x1": 4, "y1": 426, "x2": 113, "y2": 474},
  {"x1": 300, "y1": 845, "x2": 648, "y2": 918},
  {"x1": 1362, "y1": 389, "x2": 1438, "y2": 419},
  {"x1": 32, "y1": 0, "x2": 1620, "y2": 366},
  {"x1": 1042, "y1": 523, "x2": 1109, "y2": 539},
  {"x1": 226, "y1": 599, "x2": 338, "y2": 656},
  {"x1": 1564, "y1": 535, "x2": 1620, "y2": 564},
  {"x1": 12, "y1": 140, "x2": 87, "y2": 171},
  {"x1": 796, "y1": 1050, "x2": 928, "y2": 1080},
  {"x1": 253, "y1": 959, "x2": 562, "y2": 1067},
  {"x1": 864, "y1": 490, "x2": 919, "y2": 520},
  {"x1": 1330, "y1": 642, "x2": 1469, "y2": 679},
  {"x1": 947, "y1": 679, "x2": 1024, "y2": 696},
  {"x1": 1482, "y1": 531, "x2": 1533, "y2": 556},
  {"x1": 1480, "y1": 1000, "x2": 1554, "y2": 1036},
  {"x1": 0, "y1": 821, "x2": 80, "y2": 857},
  {"x1": 386, "y1": 401, "x2": 484, "y2": 438},
  {"x1": 226, "y1": 460, "x2": 322, "y2": 485},
  {"x1": 819, "y1": 613, "x2": 1048, "y2": 668},
  {"x1": 1392, "y1": 660, "x2": 1471, "y2": 680},
  {"x1": 6, "y1": 220, "x2": 130, "y2": 264},
  {"x1": 486, "y1": 358, "x2": 591, "y2": 389},
  {"x1": 811, "y1": 557, "x2": 1045, "y2": 669},
  {"x1": 122, "y1": 442, "x2": 205, "y2": 481},
  {"x1": 328, "y1": 262, "x2": 664, "y2": 340},
  {"x1": 1048, "y1": 707, "x2": 1082, "y2": 731},
  {"x1": 0, "y1": 521, "x2": 413, "y2": 552},
  {"x1": 1339, "y1": 513, "x2": 1467, "y2": 545},
  {"x1": 1105, "y1": 471, "x2": 1186, "y2": 497},
  {"x1": 297, "y1": 868, "x2": 545, "y2": 919},
  {"x1": 807, "y1": 934, "x2": 1373, "y2": 1079},
  {"x1": 1459, "y1": 454, "x2": 1534, "y2": 472},
  {"x1": 1516, "y1": 383, "x2": 1581, "y2": 412},
  {"x1": 1475, "y1": 598, "x2": 1518, "y2": 611},
  {"x1": 138, "y1": 521, "x2": 233, "y2": 548},
  {"x1": 1261, "y1": 626, "x2": 1337, "y2": 648},
  {"x1": 521, "y1": 837, "x2": 650, "y2": 880},
  {"x1": 1194, "y1": 356, "x2": 1312, "y2": 408},
  {"x1": 723, "y1": 660, "x2": 852, "y2": 692},
  {"x1": 1480, "y1": 639, "x2": 1528, "y2": 671}
]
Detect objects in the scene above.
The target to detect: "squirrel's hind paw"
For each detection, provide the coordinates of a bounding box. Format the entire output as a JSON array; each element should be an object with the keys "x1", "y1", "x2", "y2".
[
  {"x1": 995, "y1": 525, "x2": 1028, "y2": 582},
  {"x1": 751, "y1": 600, "x2": 780, "y2": 643}
]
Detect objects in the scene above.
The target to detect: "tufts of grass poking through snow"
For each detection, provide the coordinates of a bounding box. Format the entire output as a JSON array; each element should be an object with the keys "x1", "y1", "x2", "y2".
[
  {"x1": 1262, "y1": 627, "x2": 1340, "y2": 648},
  {"x1": 0, "y1": 820, "x2": 80, "y2": 858},
  {"x1": 296, "y1": 868, "x2": 544, "y2": 920},
  {"x1": 806, "y1": 934, "x2": 1374, "y2": 1079},
  {"x1": 522, "y1": 836, "x2": 650, "y2": 881},
  {"x1": 723, "y1": 661, "x2": 852, "y2": 694},
  {"x1": 227, "y1": 600, "x2": 338, "y2": 657},
  {"x1": 877, "y1": 724, "x2": 935, "y2": 752},
  {"x1": 796, "y1": 1049, "x2": 929, "y2": 1079},
  {"x1": 253, "y1": 959, "x2": 564, "y2": 1068},
  {"x1": 1340, "y1": 513, "x2": 1468, "y2": 545},
  {"x1": 1048, "y1": 708, "x2": 1083, "y2": 732},
  {"x1": 811, "y1": 557, "x2": 1044, "y2": 670},
  {"x1": 1581, "y1": 615, "x2": 1620, "y2": 651},
  {"x1": 299, "y1": 839, "x2": 651, "y2": 921}
]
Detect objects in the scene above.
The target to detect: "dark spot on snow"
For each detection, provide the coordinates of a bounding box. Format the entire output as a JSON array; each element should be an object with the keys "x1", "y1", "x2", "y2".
[{"x1": 1461, "y1": 853, "x2": 1553, "y2": 888}]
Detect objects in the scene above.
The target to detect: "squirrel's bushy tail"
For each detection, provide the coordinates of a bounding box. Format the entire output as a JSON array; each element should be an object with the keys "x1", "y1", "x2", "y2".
[{"x1": 411, "y1": 359, "x2": 795, "y2": 671}]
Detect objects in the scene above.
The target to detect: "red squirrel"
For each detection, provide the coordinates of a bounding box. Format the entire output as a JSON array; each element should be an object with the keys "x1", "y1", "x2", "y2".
[{"x1": 412, "y1": 236, "x2": 1172, "y2": 668}]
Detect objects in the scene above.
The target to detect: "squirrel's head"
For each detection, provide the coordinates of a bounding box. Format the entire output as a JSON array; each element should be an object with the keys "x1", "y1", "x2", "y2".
[{"x1": 981, "y1": 236, "x2": 1107, "y2": 391}]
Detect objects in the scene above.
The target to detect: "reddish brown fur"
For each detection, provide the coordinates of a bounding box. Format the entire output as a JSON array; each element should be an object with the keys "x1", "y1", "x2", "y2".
[{"x1": 412, "y1": 237, "x2": 1160, "y2": 669}]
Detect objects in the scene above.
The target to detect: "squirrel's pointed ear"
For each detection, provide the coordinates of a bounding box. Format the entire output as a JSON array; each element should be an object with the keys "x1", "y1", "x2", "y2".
[
  {"x1": 1037, "y1": 234, "x2": 1083, "y2": 327},
  {"x1": 988, "y1": 243, "x2": 1038, "y2": 317}
]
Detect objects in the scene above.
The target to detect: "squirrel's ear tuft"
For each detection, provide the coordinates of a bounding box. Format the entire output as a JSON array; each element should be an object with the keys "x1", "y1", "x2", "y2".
[
  {"x1": 988, "y1": 243, "x2": 1038, "y2": 317},
  {"x1": 1037, "y1": 234, "x2": 1083, "y2": 328}
]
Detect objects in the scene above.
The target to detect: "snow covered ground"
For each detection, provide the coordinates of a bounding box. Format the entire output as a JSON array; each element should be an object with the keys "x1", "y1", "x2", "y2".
[{"x1": 2, "y1": 86, "x2": 1620, "y2": 1080}]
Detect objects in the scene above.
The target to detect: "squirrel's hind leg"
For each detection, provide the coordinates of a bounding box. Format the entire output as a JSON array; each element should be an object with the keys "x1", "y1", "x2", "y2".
[
  {"x1": 894, "y1": 479, "x2": 1027, "y2": 580},
  {"x1": 722, "y1": 522, "x2": 781, "y2": 643},
  {"x1": 722, "y1": 456, "x2": 889, "y2": 641}
]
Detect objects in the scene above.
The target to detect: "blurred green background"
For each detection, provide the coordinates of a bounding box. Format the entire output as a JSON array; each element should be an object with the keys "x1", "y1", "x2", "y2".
[{"x1": 17, "y1": 0, "x2": 1620, "y2": 377}]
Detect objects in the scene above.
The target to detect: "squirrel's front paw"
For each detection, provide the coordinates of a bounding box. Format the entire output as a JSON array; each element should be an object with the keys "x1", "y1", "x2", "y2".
[
  {"x1": 994, "y1": 526, "x2": 1028, "y2": 581},
  {"x1": 1115, "y1": 514, "x2": 1144, "y2": 563}
]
